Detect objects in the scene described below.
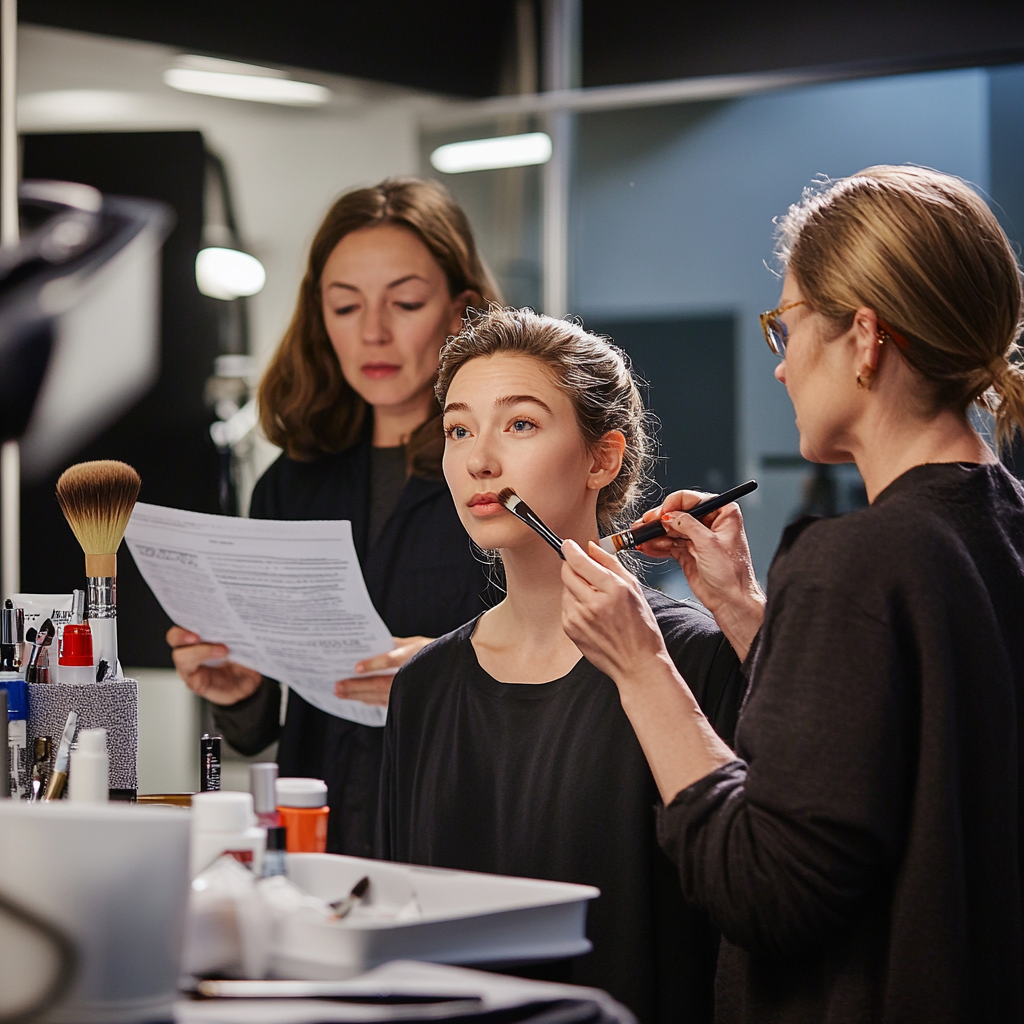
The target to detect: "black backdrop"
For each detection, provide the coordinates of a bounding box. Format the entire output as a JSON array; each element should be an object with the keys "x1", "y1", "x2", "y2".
[{"x1": 20, "y1": 131, "x2": 221, "y2": 668}]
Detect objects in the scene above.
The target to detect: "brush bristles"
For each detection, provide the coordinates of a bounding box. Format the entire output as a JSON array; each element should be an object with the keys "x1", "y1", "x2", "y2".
[
  {"x1": 56, "y1": 461, "x2": 142, "y2": 564},
  {"x1": 496, "y1": 487, "x2": 519, "y2": 509}
]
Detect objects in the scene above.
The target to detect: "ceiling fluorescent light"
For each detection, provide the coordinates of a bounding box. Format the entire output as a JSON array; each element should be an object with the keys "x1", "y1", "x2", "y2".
[
  {"x1": 430, "y1": 132, "x2": 552, "y2": 173},
  {"x1": 164, "y1": 58, "x2": 329, "y2": 106},
  {"x1": 196, "y1": 248, "x2": 266, "y2": 300}
]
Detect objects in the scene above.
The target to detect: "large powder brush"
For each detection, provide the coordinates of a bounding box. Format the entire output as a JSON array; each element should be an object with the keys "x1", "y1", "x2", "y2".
[
  {"x1": 56, "y1": 460, "x2": 141, "y2": 578},
  {"x1": 56, "y1": 460, "x2": 141, "y2": 680}
]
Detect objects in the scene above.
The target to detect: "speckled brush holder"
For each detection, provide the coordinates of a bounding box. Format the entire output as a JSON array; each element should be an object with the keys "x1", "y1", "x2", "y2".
[{"x1": 27, "y1": 679, "x2": 138, "y2": 792}]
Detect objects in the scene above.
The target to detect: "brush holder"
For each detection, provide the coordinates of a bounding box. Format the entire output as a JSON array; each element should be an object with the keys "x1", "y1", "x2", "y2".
[{"x1": 27, "y1": 679, "x2": 138, "y2": 794}]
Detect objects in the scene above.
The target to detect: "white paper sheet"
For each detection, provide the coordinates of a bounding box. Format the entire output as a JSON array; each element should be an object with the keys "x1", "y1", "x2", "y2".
[{"x1": 124, "y1": 502, "x2": 394, "y2": 726}]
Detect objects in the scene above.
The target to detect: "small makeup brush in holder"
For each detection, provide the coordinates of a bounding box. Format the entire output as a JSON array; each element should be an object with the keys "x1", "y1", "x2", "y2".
[{"x1": 28, "y1": 461, "x2": 145, "y2": 797}]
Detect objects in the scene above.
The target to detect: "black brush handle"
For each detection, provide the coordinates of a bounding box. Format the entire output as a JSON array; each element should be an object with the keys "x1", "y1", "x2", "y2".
[
  {"x1": 512, "y1": 501, "x2": 566, "y2": 559},
  {"x1": 629, "y1": 480, "x2": 759, "y2": 547}
]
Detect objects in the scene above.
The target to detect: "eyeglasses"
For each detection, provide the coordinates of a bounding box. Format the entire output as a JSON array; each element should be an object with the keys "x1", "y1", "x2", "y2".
[{"x1": 759, "y1": 300, "x2": 808, "y2": 358}]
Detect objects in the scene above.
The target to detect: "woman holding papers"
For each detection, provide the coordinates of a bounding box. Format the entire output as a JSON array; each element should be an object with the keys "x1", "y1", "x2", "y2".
[
  {"x1": 378, "y1": 307, "x2": 748, "y2": 1024},
  {"x1": 168, "y1": 178, "x2": 499, "y2": 856}
]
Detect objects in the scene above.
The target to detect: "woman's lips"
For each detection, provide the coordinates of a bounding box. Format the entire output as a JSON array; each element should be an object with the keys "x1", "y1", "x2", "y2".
[
  {"x1": 361, "y1": 363, "x2": 401, "y2": 380},
  {"x1": 468, "y1": 493, "x2": 503, "y2": 517}
]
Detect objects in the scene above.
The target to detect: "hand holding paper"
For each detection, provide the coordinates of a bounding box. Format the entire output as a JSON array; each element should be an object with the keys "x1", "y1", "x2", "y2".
[{"x1": 126, "y1": 504, "x2": 396, "y2": 726}]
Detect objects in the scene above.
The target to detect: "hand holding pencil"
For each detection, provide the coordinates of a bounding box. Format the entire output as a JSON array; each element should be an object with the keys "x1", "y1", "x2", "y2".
[{"x1": 636, "y1": 487, "x2": 766, "y2": 661}]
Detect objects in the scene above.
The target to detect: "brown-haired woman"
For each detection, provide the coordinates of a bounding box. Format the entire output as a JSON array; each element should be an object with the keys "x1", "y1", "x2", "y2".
[
  {"x1": 560, "y1": 166, "x2": 1024, "y2": 1022},
  {"x1": 167, "y1": 178, "x2": 500, "y2": 856},
  {"x1": 379, "y1": 307, "x2": 748, "y2": 1023}
]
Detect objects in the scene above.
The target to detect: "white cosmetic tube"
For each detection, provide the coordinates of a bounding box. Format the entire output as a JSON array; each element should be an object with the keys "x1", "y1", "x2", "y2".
[{"x1": 70, "y1": 727, "x2": 109, "y2": 803}]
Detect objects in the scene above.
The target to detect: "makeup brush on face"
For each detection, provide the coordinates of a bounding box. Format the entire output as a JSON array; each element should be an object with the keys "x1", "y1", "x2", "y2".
[
  {"x1": 496, "y1": 488, "x2": 566, "y2": 560},
  {"x1": 56, "y1": 460, "x2": 142, "y2": 682}
]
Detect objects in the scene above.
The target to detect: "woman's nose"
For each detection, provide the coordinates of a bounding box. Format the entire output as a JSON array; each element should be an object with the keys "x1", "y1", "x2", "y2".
[
  {"x1": 362, "y1": 302, "x2": 391, "y2": 346},
  {"x1": 466, "y1": 437, "x2": 499, "y2": 478},
  {"x1": 774, "y1": 360, "x2": 786, "y2": 384}
]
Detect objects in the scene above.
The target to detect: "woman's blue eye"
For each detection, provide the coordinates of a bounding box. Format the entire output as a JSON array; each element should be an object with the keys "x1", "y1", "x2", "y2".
[
  {"x1": 445, "y1": 425, "x2": 469, "y2": 440},
  {"x1": 511, "y1": 420, "x2": 535, "y2": 432}
]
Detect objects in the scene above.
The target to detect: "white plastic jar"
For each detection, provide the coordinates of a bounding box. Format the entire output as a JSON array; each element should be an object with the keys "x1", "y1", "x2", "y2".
[{"x1": 190, "y1": 791, "x2": 265, "y2": 877}]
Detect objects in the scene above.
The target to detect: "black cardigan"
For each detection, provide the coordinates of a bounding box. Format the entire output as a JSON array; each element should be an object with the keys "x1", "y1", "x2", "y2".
[
  {"x1": 212, "y1": 427, "x2": 490, "y2": 855},
  {"x1": 657, "y1": 463, "x2": 1024, "y2": 1023}
]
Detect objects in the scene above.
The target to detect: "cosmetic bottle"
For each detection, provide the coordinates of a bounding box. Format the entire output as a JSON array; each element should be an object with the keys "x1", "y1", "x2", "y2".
[
  {"x1": 58, "y1": 622, "x2": 95, "y2": 684},
  {"x1": 191, "y1": 790, "x2": 266, "y2": 877},
  {"x1": 1, "y1": 680, "x2": 28, "y2": 800},
  {"x1": 1, "y1": 602, "x2": 28, "y2": 799},
  {"x1": 261, "y1": 826, "x2": 288, "y2": 878},
  {"x1": 250, "y1": 761, "x2": 279, "y2": 828},
  {"x1": 200, "y1": 734, "x2": 221, "y2": 791},
  {"x1": 70, "y1": 727, "x2": 109, "y2": 803},
  {"x1": 1, "y1": 599, "x2": 21, "y2": 676},
  {"x1": 275, "y1": 778, "x2": 330, "y2": 853}
]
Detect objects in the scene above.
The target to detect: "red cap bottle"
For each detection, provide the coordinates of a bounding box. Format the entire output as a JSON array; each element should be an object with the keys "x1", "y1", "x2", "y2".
[{"x1": 59, "y1": 623, "x2": 95, "y2": 684}]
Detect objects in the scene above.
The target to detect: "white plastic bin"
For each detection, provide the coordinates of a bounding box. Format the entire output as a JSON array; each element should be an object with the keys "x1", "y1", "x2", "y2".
[{"x1": 276, "y1": 854, "x2": 599, "y2": 979}]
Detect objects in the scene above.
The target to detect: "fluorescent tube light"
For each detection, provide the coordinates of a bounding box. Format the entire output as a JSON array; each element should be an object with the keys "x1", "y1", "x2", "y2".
[
  {"x1": 196, "y1": 248, "x2": 266, "y2": 300},
  {"x1": 430, "y1": 132, "x2": 552, "y2": 173},
  {"x1": 164, "y1": 59, "x2": 329, "y2": 106}
]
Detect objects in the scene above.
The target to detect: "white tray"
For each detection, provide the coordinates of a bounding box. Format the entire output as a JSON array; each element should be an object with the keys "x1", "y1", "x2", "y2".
[{"x1": 276, "y1": 854, "x2": 599, "y2": 979}]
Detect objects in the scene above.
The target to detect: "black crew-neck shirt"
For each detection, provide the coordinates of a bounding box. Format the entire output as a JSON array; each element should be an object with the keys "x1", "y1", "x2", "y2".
[{"x1": 379, "y1": 588, "x2": 748, "y2": 1024}]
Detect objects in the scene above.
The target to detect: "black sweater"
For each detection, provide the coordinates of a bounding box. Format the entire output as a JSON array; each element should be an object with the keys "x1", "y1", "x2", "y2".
[
  {"x1": 212, "y1": 427, "x2": 490, "y2": 855},
  {"x1": 657, "y1": 463, "x2": 1024, "y2": 1023},
  {"x1": 379, "y1": 589, "x2": 748, "y2": 1024}
]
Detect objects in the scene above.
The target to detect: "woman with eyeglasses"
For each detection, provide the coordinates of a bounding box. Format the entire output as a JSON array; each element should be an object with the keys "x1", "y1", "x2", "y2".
[{"x1": 557, "y1": 166, "x2": 1024, "y2": 1023}]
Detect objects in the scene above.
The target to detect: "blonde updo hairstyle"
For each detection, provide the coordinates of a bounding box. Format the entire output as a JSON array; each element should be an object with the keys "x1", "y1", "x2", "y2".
[
  {"x1": 776, "y1": 165, "x2": 1024, "y2": 452},
  {"x1": 435, "y1": 306, "x2": 654, "y2": 536}
]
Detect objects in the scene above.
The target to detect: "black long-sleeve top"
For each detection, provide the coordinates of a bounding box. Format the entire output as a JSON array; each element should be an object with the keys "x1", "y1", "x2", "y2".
[
  {"x1": 657, "y1": 462, "x2": 1024, "y2": 1023},
  {"x1": 379, "y1": 590, "x2": 748, "y2": 1024},
  {"x1": 212, "y1": 424, "x2": 490, "y2": 855}
]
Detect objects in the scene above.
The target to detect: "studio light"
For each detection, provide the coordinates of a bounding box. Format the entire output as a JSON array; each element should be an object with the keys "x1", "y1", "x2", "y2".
[
  {"x1": 196, "y1": 248, "x2": 266, "y2": 300},
  {"x1": 164, "y1": 55, "x2": 330, "y2": 107},
  {"x1": 430, "y1": 132, "x2": 553, "y2": 174}
]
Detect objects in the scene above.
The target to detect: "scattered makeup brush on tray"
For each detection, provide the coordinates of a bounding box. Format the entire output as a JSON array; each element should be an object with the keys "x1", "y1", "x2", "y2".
[
  {"x1": 56, "y1": 460, "x2": 142, "y2": 682},
  {"x1": 496, "y1": 488, "x2": 565, "y2": 559},
  {"x1": 330, "y1": 876, "x2": 371, "y2": 919}
]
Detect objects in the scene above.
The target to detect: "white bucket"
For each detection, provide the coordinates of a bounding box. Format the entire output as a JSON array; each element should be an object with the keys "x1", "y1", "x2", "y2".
[{"x1": 0, "y1": 800, "x2": 190, "y2": 1023}]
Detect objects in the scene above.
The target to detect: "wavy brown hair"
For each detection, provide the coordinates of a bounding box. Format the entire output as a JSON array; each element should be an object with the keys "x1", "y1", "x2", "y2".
[{"x1": 259, "y1": 178, "x2": 501, "y2": 476}]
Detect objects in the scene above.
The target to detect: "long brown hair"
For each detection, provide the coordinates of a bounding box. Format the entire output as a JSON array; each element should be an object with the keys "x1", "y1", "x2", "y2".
[
  {"x1": 259, "y1": 178, "x2": 501, "y2": 475},
  {"x1": 435, "y1": 307, "x2": 655, "y2": 535},
  {"x1": 776, "y1": 165, "x2": 1024, "y2": 452}
]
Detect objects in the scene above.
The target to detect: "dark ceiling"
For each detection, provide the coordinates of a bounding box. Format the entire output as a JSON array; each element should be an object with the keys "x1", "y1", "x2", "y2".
[{"x1": 19, "y1": 0, "x2": 1024, "y2": 98}]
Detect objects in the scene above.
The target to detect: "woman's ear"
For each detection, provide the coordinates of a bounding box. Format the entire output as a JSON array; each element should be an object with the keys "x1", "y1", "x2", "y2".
[
  {"x1": 852, "y1": 306, "x2": 882, "y2": 380},
  {"x1": 588, "y1": 431, "x2": 626, "y2": 490},
  {"x1": 448, "y1": 290, "x2": 478, "y2": 334}
]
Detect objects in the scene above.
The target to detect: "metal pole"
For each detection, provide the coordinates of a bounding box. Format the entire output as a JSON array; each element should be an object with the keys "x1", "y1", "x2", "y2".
[
  {"x1": 0, "y1": 0, "x2": 18, "y2": 602},
  {"x1": 541, "y1": 0, "x2": 579, "y2": 319}
]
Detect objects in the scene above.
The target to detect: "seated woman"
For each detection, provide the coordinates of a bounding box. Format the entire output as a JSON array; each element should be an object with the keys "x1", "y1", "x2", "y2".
[{"x1": 378, "y1": 307, "x2": 748, "y2": 1024}]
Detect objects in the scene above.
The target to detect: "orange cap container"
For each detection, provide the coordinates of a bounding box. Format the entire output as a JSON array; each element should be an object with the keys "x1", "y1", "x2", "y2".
[{"x1": 275, "y1": 777, "x2": 329, "y2": 853}]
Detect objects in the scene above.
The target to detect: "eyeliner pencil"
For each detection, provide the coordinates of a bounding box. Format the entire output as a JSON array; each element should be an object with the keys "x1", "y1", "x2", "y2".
[{"x1": 598, "y1": 479, "x2": 758, "y2": 554}]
